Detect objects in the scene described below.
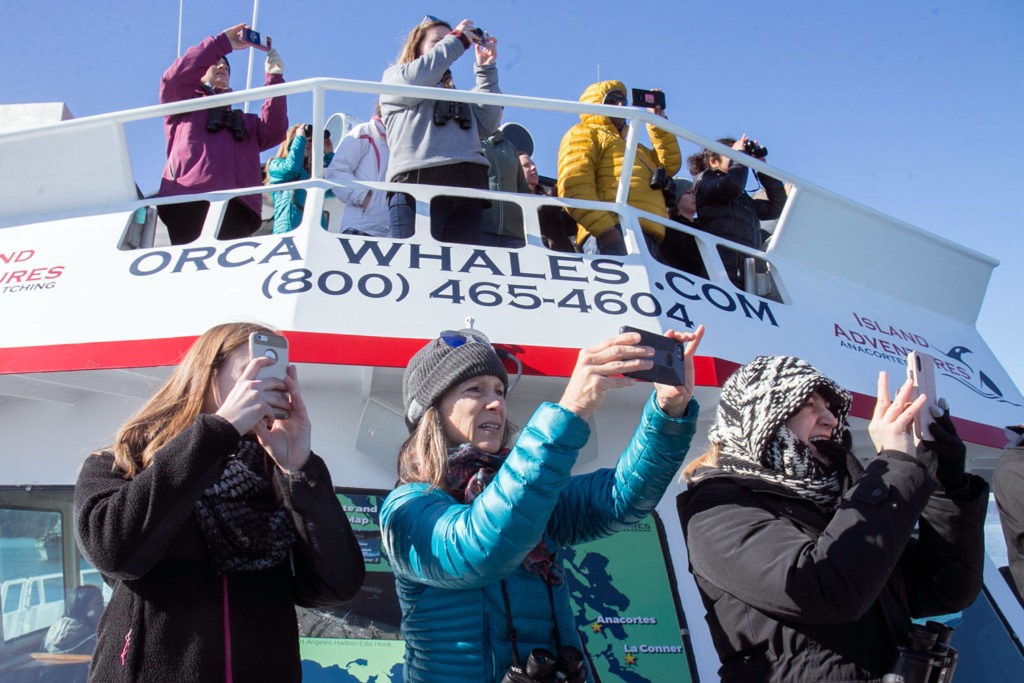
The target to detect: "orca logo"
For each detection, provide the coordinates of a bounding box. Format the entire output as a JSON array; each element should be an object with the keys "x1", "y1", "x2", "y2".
[{"x1": 940, "y1": 345, "x2": 1022, "y2": 407}]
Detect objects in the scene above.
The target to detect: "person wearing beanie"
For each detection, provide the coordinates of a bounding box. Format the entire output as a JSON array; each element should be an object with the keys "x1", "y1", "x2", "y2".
[
  {"x1": 381, "y1": 326, "x2": 705, "y2": 682},
  {"x1": 677, "y1": 357, "x2": 987, "y2": 682}
]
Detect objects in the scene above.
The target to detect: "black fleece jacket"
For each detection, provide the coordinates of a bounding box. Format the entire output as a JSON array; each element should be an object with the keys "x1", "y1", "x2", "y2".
[
  {"x1": 74, "y1": 414, "x2": 365, "y2": 682},
  {"x1": 678, "y1": 450, "x2": 987, "y2": 683}
]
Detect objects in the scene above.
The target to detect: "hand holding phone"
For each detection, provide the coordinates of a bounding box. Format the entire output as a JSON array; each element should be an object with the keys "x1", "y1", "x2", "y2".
[
  {"x1": 631, "y1": 88, "x2": 666, "y2": 111},
  {"x1": 239, "y1": 28, "x2": 272, "y2": 51},
  {"x1": 906, "y1": 351, "x2": 939, "y2": 443},
  {"x1": 620, "y1": 326, "x2": 685, "y2": 385},
  {"x1": 250, "y1": 332, "x2": 289, "y2": 419}
]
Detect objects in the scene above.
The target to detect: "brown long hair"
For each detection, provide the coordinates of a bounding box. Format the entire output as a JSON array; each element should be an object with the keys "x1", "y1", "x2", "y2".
[
  {"x1": 681, "y1": 442, "x2": 720, "y2": 482},
  {"x1": 397, "y1": 404, "x2": 517, "y2": 495},
  {"x1": 263, "y1": 123, "x2": 308, "y2": 185},
  {"x1": 106, "y1": 322, "x2": 272, "y2": 478},
  {"x1": 395, "y1": 19, "x2": 455, "y2": 89}
]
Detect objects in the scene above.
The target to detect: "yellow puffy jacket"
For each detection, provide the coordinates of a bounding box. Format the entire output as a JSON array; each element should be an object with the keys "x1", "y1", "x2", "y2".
[{"x1": 557, "y1": 80, "x2": 681, "y2": 246}]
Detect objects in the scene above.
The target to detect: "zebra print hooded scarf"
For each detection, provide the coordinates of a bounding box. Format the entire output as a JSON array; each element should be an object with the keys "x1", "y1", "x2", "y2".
[{"x1": 708, "y1": 355, "x2": 853, "y2": 512}]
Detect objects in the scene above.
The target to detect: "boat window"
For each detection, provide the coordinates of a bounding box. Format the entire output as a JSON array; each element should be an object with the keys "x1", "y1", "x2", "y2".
[
  {"x1": 298, "y1": 489, "x2": 698, "y2": 682},
  {"x1": 916, "y1": 586, "x2": 1024, "y2": 679},
  {"x1": 0, "y1": 508, "x2": 64, "y2": 642},
  {"x1": 715, "y1": 244, "x2": 782, "y2": 301}
]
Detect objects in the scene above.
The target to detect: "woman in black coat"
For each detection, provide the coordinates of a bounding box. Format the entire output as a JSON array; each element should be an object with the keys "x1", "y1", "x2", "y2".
[
  {"x1": 688, "y1": 136, "x2": 786, "y2": 289},
  {"x1": 678, "y1": 356, "x2": 986, "y2": 682},
  {"x1": 74, "y1": 322, "x2": 365, "y2": 681}
]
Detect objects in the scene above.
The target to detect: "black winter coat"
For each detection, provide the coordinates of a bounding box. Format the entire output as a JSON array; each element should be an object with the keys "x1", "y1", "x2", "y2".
[
  {"x1": 693, "y1": 163, "x2": 786, "y2": 249},
  {"x1": 678, "y1": 450, "x2": 986, "y2": 682},
  {"x1": 74, "y1": 415, "x2": 366, "y2": 682}
]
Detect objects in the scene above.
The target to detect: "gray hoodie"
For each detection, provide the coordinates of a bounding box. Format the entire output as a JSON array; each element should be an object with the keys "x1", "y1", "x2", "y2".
[{"x1": 381, "y1": 33, "x2": 501, "y2": 180}]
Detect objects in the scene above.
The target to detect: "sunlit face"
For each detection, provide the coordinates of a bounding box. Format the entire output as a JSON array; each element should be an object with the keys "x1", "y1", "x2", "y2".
[
  {"x1": 518, "y1": 153, "x2": 538, "y2": 189},
  {"x1": 785, "y1": 392, "x2": 839, "y2": 454},
  {"x1": 206, "y1": 346, "x2": 248, "y2": 415},
  {"x1": 417, "y1": 25, "x2": 450, "y2": 57},
  {"x1": 438, "y1": 375, "x2": 507, "y2": 453},
  {"x1": 202, "y1": 58, "x2": 230, "y2": 92}
]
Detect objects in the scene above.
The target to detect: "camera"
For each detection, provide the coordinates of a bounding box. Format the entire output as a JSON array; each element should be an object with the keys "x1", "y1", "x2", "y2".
[
  {"x1": 742, "y1": 139, "x2": 767, "y2": 159},
  {"x1": 650, "y1": 167, "x2": 678, "y2": 208},
  {"x1": 882, "y1": 621, "x2": 958, "y2": 683},
  {"x1": 470, "y1": 26, "x2": 490, "y2": 43},
  {"x1": 303, "y1": 124, "x2": 313, "y2": 138},
  {"x1": 206, "y1": 108, "x2": 248, "y2": 141},
  {"x1": 433, "y1": 100, "x2": 473, "y2": 130},
  {"x1": 501, "y1": 646, "x2": 587, "y2": 683}
]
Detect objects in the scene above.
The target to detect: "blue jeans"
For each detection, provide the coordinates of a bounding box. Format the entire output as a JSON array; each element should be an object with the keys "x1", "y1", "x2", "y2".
[{"x1": 581, "y1": 226, "x2": 659, "y2": 258}]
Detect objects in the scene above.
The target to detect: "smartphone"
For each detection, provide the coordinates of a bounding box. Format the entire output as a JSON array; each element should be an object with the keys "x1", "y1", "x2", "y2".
[
  {"x1": 906, "y1": 351, "x2": 939, "y2": 443},
  {"x1": 631, "y1": 88, "x2": 666, "y2": 110},
  {"x1": 249, "y1": 332, "x2": 289, "y2": 418},
  {"x1": 240, "y1": 28, "x2": 272, "y2": 51},
  {"x1": 620, "y1": 326, "x2": 685, "y2": 385}
]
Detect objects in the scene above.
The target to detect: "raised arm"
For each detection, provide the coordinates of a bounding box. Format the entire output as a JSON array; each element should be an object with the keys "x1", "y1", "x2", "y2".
[
  {"x1": 381, "y1": 34, "x2": 466, "y2": 110},
  {"x1": 159, "y1": 33, "x2": 233, "y2": 104},
  {"x1": 684, "y1": 452, "x2": 936, "y2": 624},
  {"x1": 380, "y1": 402, "x2": 590, "y2": 590}
]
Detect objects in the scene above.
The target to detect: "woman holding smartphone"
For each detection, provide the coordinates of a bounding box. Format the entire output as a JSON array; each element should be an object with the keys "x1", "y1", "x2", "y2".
[
  {"x1": 381, "y1": 325, "x2": 703, "y2": 682},
  {"x1": 677, "y1": 357, "x2": 986, "y2": 682},
  {"x1": 74, "y1": 322, "x2": 364, "y2": 681},
  {"x1": 381, "y1": 16, "x2": 501, "y2": 243}
]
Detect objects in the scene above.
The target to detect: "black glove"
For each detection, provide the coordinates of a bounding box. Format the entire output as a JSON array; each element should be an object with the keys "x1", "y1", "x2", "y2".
[{"x1": 916, "y1": 405, "x2": 967, "y2": 492}]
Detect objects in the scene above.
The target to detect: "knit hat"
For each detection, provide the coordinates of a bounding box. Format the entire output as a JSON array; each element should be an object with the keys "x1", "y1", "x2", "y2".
[
  {"x1": 708, "y1": 356, "x2": 853, "y2": 510},
  {"x1": 403, "y1": 333, "x2": 508, "y2": 431}
]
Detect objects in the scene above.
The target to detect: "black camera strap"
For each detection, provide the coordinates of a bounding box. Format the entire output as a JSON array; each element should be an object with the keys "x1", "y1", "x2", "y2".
[{"x1": 500, "y1": 573, "x2": 564, "y2": 669}]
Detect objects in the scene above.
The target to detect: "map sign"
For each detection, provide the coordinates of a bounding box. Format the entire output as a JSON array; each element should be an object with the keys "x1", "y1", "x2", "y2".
[{"x1": 299, "y1": 491, "x2": 694, "y2": 682}]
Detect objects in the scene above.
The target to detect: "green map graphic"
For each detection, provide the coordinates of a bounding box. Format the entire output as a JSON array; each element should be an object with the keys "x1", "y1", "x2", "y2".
[{"x1": 299, "y1": 492, "x2": 693, "y2": 682}]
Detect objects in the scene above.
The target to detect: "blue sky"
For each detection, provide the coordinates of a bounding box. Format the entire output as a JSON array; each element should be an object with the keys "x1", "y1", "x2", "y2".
[{"x1": 3, "y1": 0, "x2": 1022, "y2": 396}]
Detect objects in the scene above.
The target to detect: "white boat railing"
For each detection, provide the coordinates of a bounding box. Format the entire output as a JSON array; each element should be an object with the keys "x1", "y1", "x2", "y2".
[{"x1": 0, "y1": 77, "x2": 998, "y2": 323}]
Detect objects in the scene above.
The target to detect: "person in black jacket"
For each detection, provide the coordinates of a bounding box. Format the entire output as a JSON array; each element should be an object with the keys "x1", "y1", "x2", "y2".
[
  {"x1": 74, "y1": 322, "x2": 365, "y2": 681},
  {"x1": 677, "y1": 355, "x2": 986, "y2": 682},
  {"x1": 688, "y1": 135, "x2": 786, "y2": 289}
]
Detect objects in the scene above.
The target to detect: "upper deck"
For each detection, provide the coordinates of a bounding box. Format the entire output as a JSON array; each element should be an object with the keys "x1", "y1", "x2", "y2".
[
  {"x1": 1, "y1": 76, "x2": 1023, "y2": 683},
  {"x1": 0, "y1": 78, "x2": 1018, "y2": 477}
]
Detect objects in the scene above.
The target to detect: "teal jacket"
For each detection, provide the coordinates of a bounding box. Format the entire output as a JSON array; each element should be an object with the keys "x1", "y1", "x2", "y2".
[
  {"x1": 381, "y1": 393, "x2": 699, "y2": 682},
  {"x1": 267, "y1": 135, "x2": 333, "y2": 234}
]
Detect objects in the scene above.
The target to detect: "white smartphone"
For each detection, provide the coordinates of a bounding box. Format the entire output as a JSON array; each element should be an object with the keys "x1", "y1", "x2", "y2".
[
  {"x1": 906, "y1": 351, "x2": 938, "y2": 443},
  {"x1": 249, "y1": 332, "x2": 289, "y2": 418}
]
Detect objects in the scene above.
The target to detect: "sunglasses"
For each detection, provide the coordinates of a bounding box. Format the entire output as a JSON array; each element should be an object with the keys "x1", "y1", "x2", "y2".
[
  {"x1": 421, "y1": 14, "x2": 446, "y2": 24},
  {"x1": 439, "y1": 329, "x2": 491, "y2": 348}
]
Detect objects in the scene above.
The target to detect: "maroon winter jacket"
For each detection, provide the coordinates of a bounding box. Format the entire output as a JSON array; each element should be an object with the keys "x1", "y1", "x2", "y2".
[{"x1": 158, "y1": 33, "x2": 287, "y2": 217}]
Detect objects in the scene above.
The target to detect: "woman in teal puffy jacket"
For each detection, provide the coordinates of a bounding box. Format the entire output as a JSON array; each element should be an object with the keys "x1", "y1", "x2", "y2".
[
  {"x1": 265, "y1": 123, "x2": 334, "y2": 234},
  {"x1": 381, "y1": 325, "x2": 704, "y2": 682}
]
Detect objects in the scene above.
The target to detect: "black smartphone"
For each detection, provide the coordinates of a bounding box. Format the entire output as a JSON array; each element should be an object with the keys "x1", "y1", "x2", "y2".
[
  {"x1": 631, "y1": 88, "x2": 666, "y2": 110},
  {"x1": 240, "y1": 28, "x2": 272, "y2": 51},
  {"x1": 620, "y1": 326, "x2": 685, "y2": 385}
]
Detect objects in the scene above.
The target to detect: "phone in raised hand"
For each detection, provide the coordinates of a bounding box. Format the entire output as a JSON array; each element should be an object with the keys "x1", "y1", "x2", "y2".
[
  {"x1": 620, "y1": 326, "x2": 685, "y2": 386},
  {"x1": 249, "y1": 332, "x2": 289, "y2": 419},
  {"x1": 239, "y1": 28, "x2": 272, "y2": 51},
  {"x1": 906, "y1": 351, "x2": 939, "y2": 444}
]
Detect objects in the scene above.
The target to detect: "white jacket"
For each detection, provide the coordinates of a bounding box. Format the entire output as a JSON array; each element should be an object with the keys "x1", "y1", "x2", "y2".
[{"x1": 326, "y1": 117, "x2": 390, "y2": 236}]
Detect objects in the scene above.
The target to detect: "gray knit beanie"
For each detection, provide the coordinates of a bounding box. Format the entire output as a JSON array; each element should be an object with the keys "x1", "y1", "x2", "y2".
[{"x1": 403, "y1": 336, "x2": 508, "y2": 431}]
